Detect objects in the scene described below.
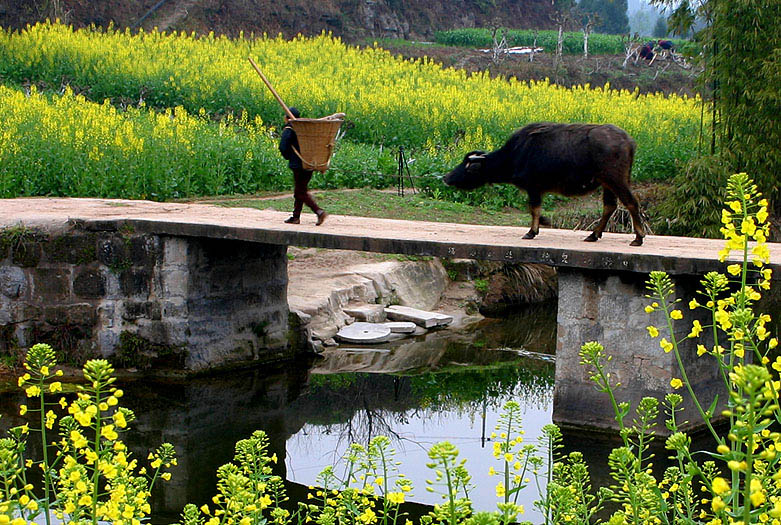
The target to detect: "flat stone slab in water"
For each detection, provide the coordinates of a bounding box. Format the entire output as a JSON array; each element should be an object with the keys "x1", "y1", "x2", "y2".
[
  {"x1": 384, "y1": 306, "x2": 454, "y2": 328},
  {"x1": 384, "y1": 321, "x2": 418, "y2": 333},
  {"x1": 341, "y1": 347, "x2": 391, "y2": 354},
  {"x1": 335, "y1": 322, "x2": 392, "y2": 343},
  {"x1": 343, "y1": 303, "x2": 386, "y2": 323}
]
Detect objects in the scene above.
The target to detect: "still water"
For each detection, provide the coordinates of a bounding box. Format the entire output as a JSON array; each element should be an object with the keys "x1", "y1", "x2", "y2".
[{"x1": 0, "y1": 303, "x2": 574, "y2": 524}]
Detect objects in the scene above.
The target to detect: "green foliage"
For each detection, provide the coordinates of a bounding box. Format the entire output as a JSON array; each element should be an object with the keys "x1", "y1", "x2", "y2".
[
  {"x1": 710, "y1": 0, "x2": 781, "y2": 213},
  {"x1": 652, "y1": 155, "x2": 730, "y2": 238},
  {"x1": 579, "y1": 0, "x2": 630, "y2": 34},
  {"x1": 652, "y1": 17, "x2": 668, "y2": 38},
  {"x1": 474, "y1": 279, "x2": 489, "y2": 294}
]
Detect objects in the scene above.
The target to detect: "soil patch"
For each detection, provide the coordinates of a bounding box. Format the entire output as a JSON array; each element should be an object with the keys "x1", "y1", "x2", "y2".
[{"x1": 380, "y1": 43, "x2": 699, "y2": 96}]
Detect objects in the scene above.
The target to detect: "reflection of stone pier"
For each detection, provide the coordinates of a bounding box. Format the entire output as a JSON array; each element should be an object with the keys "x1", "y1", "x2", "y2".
[{"x1": 119, "y1": 363, "x2": 313, "y2": 518}]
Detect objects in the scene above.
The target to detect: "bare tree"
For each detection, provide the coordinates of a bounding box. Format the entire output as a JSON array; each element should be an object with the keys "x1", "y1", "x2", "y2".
[
  {"x1": 549, "y1": 0, "x2": 576, "y2": 83},
  {"x1": 621, "y1": 33, "x2": 642, "y2": 68},
  {"x1": 580, "y1": 12, "x2": 599, "y2": 59},
  {"x1": 489, "y1": 20, "x2": 508, "y2": 65}
]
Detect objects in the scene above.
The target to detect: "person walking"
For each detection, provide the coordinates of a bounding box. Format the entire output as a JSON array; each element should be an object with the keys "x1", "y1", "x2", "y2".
[{"x1": 279, "y1": 107, "x2": 327, "y2": 225}]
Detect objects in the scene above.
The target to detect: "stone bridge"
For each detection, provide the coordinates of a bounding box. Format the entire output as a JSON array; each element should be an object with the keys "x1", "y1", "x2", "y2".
[{"x1": 1, "y1": 198, "x2": 779, "y2": 433}]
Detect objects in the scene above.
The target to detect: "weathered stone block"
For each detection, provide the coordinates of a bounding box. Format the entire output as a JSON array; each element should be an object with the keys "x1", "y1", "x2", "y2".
[
  {"x1": 129, "y1": 235, "x2": 161, "y2": 267},
  {"x1": 33, "y1": 268, "x2": 70, "y2": 301},
  {"x1": 43, "y1": 304, "x2": 97, "y2": 326},
  {"x1": 97, "y1": 237, "x2": 130, "y2": 270},
  {"x1": 12, "y1": 242, "x2": 42, "y2": 267},
  {"x1": 162, "y1": 300, "x2": 187, "y2": 318},
  {"x1": 122, "y1": 301, "x2": 162, "y2": 321},
  {"x1": 69, "y1": 304, "x2": 99, "y2": 326},
  {"x1": 43, "y1": 305, "x2": 70, "y2": 325},
  {"x1": 73, "y1": 269, "x2": 106, "y2": 298},
  {"x1": 161, "y1": 269, "x2": 188, "y2": 298},
  {"x1": 0, "y1": 266, "x2": 26, "y2": 298},
  {"x1": 119, "y1": 269, "x2": 151, "y2": 296},
  {"x1": 163, "y1": 238, "x2": 188, "y2": 267},
  {"x1": 45, "y1": 234, "x2": 97, "y2": 264}
]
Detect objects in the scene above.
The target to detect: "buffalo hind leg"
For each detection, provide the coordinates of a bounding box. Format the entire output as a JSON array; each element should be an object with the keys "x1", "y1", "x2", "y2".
[
  {"x1": 612, "y1": 185, "x2": 645, "y2": 246},
  {"x1": 523, "y1": 192, "x2": 543, "y2": 240},
  {"x1": 585, "y1": 189, "x2": 617, "y2": 242}
]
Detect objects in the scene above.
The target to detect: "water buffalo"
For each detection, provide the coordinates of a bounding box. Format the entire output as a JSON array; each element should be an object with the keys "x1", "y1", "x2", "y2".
[{"x1": 443, "y1": 122, "x2": 645, "y2": 246}]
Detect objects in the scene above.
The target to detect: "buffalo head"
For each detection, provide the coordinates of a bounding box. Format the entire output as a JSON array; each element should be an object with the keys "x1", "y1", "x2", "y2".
[{"x1": 443, "y1": 151, "x2": 489, "y2": 190}]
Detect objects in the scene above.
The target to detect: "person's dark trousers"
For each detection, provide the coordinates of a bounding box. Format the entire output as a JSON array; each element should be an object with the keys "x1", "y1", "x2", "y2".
[{"x1": 292, "y1": 168, "x2": 321, "y2": 218}]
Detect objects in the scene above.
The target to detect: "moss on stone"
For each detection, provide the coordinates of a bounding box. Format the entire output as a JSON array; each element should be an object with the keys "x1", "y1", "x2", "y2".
[{"x1": 113, "y1": 331, "x2": 185, "y2": 370}]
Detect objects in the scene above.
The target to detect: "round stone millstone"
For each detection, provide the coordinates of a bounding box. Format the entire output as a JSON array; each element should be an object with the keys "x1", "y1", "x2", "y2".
[{"x1": 335, "y1": 322, "x2": 392, "y2": 343}]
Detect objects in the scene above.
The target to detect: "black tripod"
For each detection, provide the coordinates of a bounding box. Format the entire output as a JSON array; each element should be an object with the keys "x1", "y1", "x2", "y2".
[{"x1": 397, "y1": 146, "x2": 416, "y2": 197}]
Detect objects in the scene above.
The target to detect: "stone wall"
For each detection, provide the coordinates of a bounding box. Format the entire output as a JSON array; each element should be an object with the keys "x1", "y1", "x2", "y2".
[
  {"x1": 553, "y1": 268, "x2": 724, "y2": 435},
  {"x1": 0, "y1": 224, "x2": 294, "y2": 373}
]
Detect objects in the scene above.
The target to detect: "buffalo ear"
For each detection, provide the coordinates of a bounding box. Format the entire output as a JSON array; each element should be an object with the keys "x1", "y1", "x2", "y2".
[{"x1": 463, "y1": 150, "x2": 486, "y2": 162}]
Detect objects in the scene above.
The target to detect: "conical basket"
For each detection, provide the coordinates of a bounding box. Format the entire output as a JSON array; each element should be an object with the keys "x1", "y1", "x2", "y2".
[{"x1": 290, "y1": 114, "x2": 345, "y2": 172}]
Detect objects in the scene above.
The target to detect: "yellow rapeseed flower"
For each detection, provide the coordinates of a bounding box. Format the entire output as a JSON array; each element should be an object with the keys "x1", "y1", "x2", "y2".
[{"x1": 712, "y1": 477, "x2": 730, "y2": 495}]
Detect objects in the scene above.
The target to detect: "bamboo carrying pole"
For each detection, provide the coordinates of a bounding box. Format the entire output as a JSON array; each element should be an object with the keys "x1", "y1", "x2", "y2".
[{"x1": 247, "y1": 57, "x2": 297, "y2": 121}]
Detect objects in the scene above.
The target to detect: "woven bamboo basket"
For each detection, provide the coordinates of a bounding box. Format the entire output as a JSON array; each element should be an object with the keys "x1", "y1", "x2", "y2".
[{"x1": 290, "y1": 113, "x2": 345, "y2": 172}]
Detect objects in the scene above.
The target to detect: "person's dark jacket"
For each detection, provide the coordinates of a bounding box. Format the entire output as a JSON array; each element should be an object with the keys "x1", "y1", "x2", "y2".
[{"x1": 279, "y1": 125, "x2": 304, "y2": 170}]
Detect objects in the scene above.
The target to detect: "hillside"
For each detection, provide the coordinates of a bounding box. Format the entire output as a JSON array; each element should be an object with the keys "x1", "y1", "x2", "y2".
[{"x1": 0, "y1": 0, "x2": 556, "y2": 41}]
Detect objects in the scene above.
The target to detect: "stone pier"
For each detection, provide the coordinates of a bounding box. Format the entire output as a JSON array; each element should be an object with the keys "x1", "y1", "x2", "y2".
[
  {"x1": 0, "y1": 225, "x2": 293, "y2": 372},
  {"x1": 554, "y1": 269, "x2": 723, "y2": 434}
]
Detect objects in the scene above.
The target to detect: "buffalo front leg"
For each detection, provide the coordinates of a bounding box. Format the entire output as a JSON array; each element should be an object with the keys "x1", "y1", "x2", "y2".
[
  {"x1": 585, "y1": 189, "x2": 617, "y2": 242},
  {"x1": 523, "y1": 192, "x2": 543, "y2": 240}
]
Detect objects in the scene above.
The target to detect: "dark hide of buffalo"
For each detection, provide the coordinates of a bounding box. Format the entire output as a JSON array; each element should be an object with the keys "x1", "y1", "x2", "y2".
[{"x1": 443, "y1": 122, "x2": 645, "y2": 246}]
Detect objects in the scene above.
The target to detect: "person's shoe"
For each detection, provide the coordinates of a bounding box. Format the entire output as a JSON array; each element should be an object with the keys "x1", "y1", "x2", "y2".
[
  {"x1": 316, "y1": 210, "x2": 328, "y2": 226},
  {"x1": 284, "y1": 216, "x2": 300, "y2": 224}
]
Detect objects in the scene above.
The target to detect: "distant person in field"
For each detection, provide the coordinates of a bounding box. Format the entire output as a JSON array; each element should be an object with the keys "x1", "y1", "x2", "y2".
[
  {"x1": 639, "y1": 42, "x2": 655, "y2": 61},
  {"x1": 279, "y1": 106, "x2": 327, "y2": 225},
  {"x1": 657, "y1": 39, "x2": 674, "y2": 51}
]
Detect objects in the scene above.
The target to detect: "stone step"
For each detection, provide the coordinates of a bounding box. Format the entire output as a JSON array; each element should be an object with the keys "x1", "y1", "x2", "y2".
[
  {"x1": 343, "y1": 303, "x2": 386, "y2": 323},
  {"x1": 384, "y1": 305, "x2": 454, "y2": 328},
  {"x1": 384, "y1": 321, "x2": 418, "y2": 333}
]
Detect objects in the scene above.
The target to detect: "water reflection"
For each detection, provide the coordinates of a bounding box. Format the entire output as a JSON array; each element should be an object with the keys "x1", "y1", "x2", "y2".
[
  {"x1": 0, "y1": 308, "x2": 558, "y2": 524},
  {"x1": 287, "y1": 359, "x2": 554, "y2": 522}
]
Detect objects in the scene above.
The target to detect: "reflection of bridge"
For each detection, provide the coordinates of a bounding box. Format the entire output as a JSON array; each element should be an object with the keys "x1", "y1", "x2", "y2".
[{"x1": 1, "y1": 198, "x2": 780, "y2": 434}]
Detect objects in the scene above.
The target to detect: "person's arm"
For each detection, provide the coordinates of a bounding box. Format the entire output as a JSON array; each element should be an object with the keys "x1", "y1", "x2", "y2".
[{"x1": 279, "y1": 126, "x2": 294, "y2": 160}]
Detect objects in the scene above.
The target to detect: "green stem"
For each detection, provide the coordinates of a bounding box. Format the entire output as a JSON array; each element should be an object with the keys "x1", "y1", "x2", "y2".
[
  {"x1": 444, "y1": 457, "x2": 456, "y2": 525},
  {"x1": 743, "y1": 405, "x2": 755, "y2": 523},
  {"x1": 658, "y1": 287, "x2": 721, "y2": 443},
  {"x1": 593, "y1": 356, "x2": 625, "y2": 434},
  {"x1": 91, "y1": 385, "x2": 102, "y2": 525},
  {"x1": 38, "y1": 379, "x2": 51, "y2": 525}
]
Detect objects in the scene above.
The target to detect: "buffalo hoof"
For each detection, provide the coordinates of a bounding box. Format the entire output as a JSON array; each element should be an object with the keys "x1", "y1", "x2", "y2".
[
  {"x1": 522, "y1": 231, "x2": 537, "y2": 240},
  {"x1": 630, "y1": 237, "x2": 644, "y2": 246},
  {"x1": 584, "y1": 233, "x2": 599, "y2": 242}
]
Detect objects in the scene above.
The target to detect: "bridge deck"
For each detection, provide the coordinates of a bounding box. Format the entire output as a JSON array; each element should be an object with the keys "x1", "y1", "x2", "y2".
[{"x1": 2, "y1": 198, "x2": 779, "y2": 276}]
